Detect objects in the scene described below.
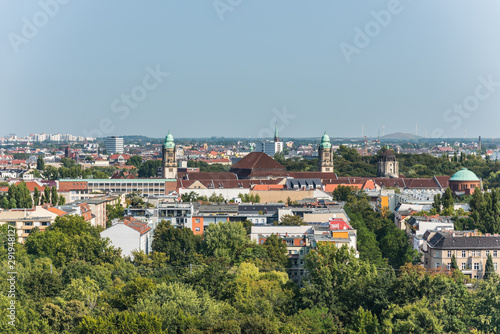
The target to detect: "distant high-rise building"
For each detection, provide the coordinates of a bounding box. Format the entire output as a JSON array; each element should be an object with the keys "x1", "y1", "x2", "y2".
[
  {"x1": 318, "y1": 131, "x2": 334, "y2": 172},
  {"x1": 255, "y1": 124, "x2": 283, "y2": 156},
  {"x1": 105, "y1": 136, "x2": 124, "y2": 154}
]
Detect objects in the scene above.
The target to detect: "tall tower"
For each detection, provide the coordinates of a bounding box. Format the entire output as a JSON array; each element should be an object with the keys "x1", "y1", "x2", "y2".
[
  {"x1": 162, "y1": 131, "x2": 177, "y2": 179},
  {"x1": 318, "y1": 131, "x2": 334, "y2": 172},
  {"x1": 274, "y1": 123, "x2": 279, "y2": 142},
  {"x1": 377, "y1": 148, "x2": 399, "y2": 178}
]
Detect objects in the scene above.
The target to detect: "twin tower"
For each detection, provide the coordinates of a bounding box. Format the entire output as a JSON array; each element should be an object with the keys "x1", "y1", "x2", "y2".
[{"x1": 161, "y1": 131, "x2": 397, "y2": 179}]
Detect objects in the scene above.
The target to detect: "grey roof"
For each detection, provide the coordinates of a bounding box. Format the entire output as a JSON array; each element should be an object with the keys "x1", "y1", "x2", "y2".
[
  {"x1": 238, "y1": 204, "x2": 284, "y2": 214},
  {"x1": 428, "y1": 232, "x2": 500, "y2": 249}
]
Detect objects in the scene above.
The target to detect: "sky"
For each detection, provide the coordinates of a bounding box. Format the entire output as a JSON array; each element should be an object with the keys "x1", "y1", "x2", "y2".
[{"x1": 1, "y1": 0, "x2": 500, "y2": 139}]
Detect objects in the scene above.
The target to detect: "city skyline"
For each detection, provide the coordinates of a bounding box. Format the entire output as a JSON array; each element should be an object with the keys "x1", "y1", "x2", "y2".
[{"x1": 1, "y1": 1, "x2": 500, "y2": 138}]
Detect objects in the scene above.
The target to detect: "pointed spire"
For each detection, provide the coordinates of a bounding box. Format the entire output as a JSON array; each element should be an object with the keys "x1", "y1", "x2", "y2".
[{"x1": 274, "y1": 123, "x2": 279, "y2": 142}]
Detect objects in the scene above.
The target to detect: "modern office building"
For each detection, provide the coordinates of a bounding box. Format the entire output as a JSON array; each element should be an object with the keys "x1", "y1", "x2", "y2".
[{"x1": 105, "y1": 136, "x2": 124, "y2": 154}]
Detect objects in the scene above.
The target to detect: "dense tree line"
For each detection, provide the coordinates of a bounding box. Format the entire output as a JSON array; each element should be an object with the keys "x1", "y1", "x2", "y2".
[
  {"x1": 0, "y1": 183, "x2": 64, "y2": 209},
  {"x1": 3, "y1": 206, "x2": 500, "y2": 332}
]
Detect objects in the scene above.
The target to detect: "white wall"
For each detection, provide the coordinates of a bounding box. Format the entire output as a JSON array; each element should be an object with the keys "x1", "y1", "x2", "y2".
[
  {"x1": 179, "y1": 188, "x2": 249, "y2": 200},
  {"x1": 101, "y1": 224, "x2": 141, "y2": 258}
]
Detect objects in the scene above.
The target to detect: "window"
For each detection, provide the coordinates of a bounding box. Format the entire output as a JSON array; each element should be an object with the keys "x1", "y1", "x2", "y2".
[
  {"x1": 474, "y1": 275, "x2": 479, "y2": 279},
  {"x1": 195, "y1": 227, "x2": 200, "y2": 232},
  {"x1": 436, "y1": 263, "x2": 440, "y2": 268},
  {"x1": 447, "y1": 251, "x2": 452, "y2": 258},
  {"x1": 462, "y1": 250, "x2": 467, "y2": 258},
  {"x1": 495, "y1": 263, "x2": 498, "y2": 271},
  {"x1": 461, "y1": 263, "x2": 466, "y2": 270},
  {"x1": 446, "y1": 263, "x2": 452, "y2": 270},
  {"x1": 486, "y1": 250, "x2": 490, "y2": 256},
  {"x1": 474, "y1": 263, "x2": 480, "y2": 270},
  {"x1": 494, "y1": 251, "x2": 498, "y2": 258},
  {"x1": 195, "y1": 219, "x2": 200, "y2": 224},
  {"x1": 472, "y1": 250, "x2": 481, "y2": 257}
]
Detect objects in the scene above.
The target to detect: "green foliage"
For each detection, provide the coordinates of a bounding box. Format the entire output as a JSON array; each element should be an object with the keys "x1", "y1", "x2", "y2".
[
  {"x1": 238, "y1": 193, "x2": 261, "y2": 203},
  {"x1": 151, "y1": 220, "x2": 202, "y2": 266},
  {"x1": 37, "y1": 155, "x2": 45, "y2": 170},
  {"x1": 187, "y1": 160, "x2": 231, "y2": 172},
  {"x1": 3, "y1": 182, "x2": 33, "y2": 209},
  {"x1": 106, "y1": 204, "x2": 124, "y2": 227},
  {"x1": 263, "y1": 234, "x2": 289, "y2": 268},
  {"x1": 24, "y1": 215, "x2": 121, "y2": 266},
  {"x1": 138, "y1": 160, "x2": 162, "y2": 177},
  {"x1": 203, "y1": 221, "x2": 249, "y2": 261},
  {"x1": 126, "y1": 155, "x2": 143, "y2": 168},
  {"x1": 277, "y1": 214, "x2": 307, "y2": 226}
]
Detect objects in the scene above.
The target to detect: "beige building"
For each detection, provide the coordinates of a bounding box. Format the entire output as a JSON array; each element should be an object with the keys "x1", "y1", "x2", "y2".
[
  {"x1": 0, "y1": 206, "x2": 62, "y2": 243},
  {"x1": 423, "y1": 230, "x2": 500, "y2": 279},
  {"x1": 377, "y1": 149, "x2": 399, "y2": 178}
]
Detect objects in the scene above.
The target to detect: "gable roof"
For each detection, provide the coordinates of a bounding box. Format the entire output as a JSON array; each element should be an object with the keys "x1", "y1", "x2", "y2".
[
  {"x1": 123, "y1": 217, "x2": 151, "y2": 235},
  {"x1": 428, "y1": 232, "x2": 500, "y2": 249}
]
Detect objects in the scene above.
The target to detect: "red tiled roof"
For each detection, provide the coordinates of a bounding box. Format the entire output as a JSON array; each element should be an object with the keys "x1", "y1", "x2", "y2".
[
  {"x1": 123, "y1": 217, "x2": 151, "y2": 235},
  {"x1": 230, "y1": 152, "x2": 287, "y2": 178},
  {"x1": 47, "y1": 207, "x2": 68, "y2": 216},
  {"x1": 15, "y1": 181, "x2": 44, "y2": 192}
]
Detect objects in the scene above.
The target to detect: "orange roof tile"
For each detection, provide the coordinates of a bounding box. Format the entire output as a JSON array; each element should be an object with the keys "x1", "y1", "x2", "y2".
[{"x1": 47, "y1": 207, "x2": 68, "y2": 216}]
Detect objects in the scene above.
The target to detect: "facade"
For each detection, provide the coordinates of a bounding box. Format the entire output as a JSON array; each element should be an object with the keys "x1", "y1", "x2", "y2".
[
  {"x1": 255, "y1": 141, "x2": 283, "y2": 156},
  {"x1": 100, "y1": 217, "x2": 152, "y2": 258},
  {"x1": 0, "y1": 206, "x2": 61, "y2": 243},
  {"x1": 104, "y1": 136, "x2": 124, "y2": 154},
  {"x1": 449, "y1": 168, "x2": 482, "y2": 194},
  {"x1": 162, "y1": 131, "x2": 177, "y2": 179},
  {"x1": 59, "y1": 178, "x2": 177, "y2": 199},
  {"x1": 422, "y1": 230, "x2": 500, "y2": 279},
  {"x1": 377, "y1": 149, "x2": 399, "y2": 178},
  {"x1": 318, "y1": 131, "x2": 334, "y2": 172}
]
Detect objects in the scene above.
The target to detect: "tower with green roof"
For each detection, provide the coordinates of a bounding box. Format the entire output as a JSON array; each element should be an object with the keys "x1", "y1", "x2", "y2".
[
  {"x1": 318, "y1": 131, "x2": 334, "y2": 172},
  {"x1": 162, "y1": 131, "x2": 177, "y2": 178}
]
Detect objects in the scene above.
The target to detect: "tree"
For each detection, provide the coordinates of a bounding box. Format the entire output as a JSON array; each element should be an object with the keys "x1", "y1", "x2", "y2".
[
  {"x1": 451, "y1": 254, "x2": 459, "y2": 270},
  {"x1": 33, "y1": 187, "x2": 40, "y2": 206},
  {"x1": 277, "y1": 214, "x2": 307, "y2": 226},
  {"x1": 181, "y1": 191, "x2": 199, "y2": 202},
  {"x1": 1, "y1": 197, "x2": 9, "y2": 209},
  {"x1": 25, "y1": 215, "x2": 121, "y2": 266},
  {"x1": 151, "y1": 220, "x2": 201, "y2": 266},
  {"x1": 37, "y1": 155, "x2": 45, "y2": 170},
  {"x1": 51, "y1": 186, "x2": 58, "y2": 205},
  {"x1": 126, "y1": 155, "x2": 143, "y2": 168},
  {"x1": 332, "y1": 185, "x2": 357, "y2": 202},
  {"x1": 138, "y1": 160, "x2": 162, "y2": 178},
  {"x1": 58, "y1": 195, "x2": 66, "y2": 205},
  {"x1": 263, "y1": 234, "x2": 289, "y2": 268},
  {"x1": 44, "y1": 186, "x2": 51, "y2": 203},
  {"x1": 301, "y1": 244, "x2": 378, "y2": 318},
  {"x1": 484, "y1": 254, "x2": 496, "y2": 280},
  {"x1": 203, "y1": 221, "x2": 249, "y2": 260},
  {"x1": 432, "y1": 194, "x2": 441, "y2": 214},
  {"x1": 441, "y1": 188, "x2": 455, "y2": 215}
]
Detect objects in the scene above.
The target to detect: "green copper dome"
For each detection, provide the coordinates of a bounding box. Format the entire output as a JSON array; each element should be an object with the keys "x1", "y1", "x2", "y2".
[
  {"x1": 450, "y1": 168, "x2": 480, "y2": 181},
  {"x1": 320, "y1": 131, "x2": 332, "y2": 149},
  {"x1": 164, "y1": 131, "x2": 175, "y2": 149}
]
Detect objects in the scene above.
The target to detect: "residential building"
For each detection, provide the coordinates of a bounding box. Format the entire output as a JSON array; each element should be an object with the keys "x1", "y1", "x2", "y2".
[
  {"x1": 422, "y1": 230, "x2": 500, "y2": 279},
  {"x1": 100, "y1": 217, "x2": 153, "y2": 258}
]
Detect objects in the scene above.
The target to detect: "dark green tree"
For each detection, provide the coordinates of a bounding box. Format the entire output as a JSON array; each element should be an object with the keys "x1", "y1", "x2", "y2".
[
  {"x1": 126, "y1": 155, "x2": 143, "y2": 168},
  {"x1": 137, "y1": 160, "x2": 162, "y2": 178},
  {"x1": 37, "y1": 155, "x2": 45, "y2": 170},
  {"x1": 33, "y1": 187, "x2": 40, "y2": 206},
  {"x1": 151, "y1": 220, "x2": 201, "y2": 266},
  {"x1": 484, "y1": 254, "x2": 496, "y2": 280},
  {"x1": 263, "y1": 234, "x2": 289, "y2": 268},
  {"x1": 451, "y1": 254, "x2": 459, "y2": 270}
]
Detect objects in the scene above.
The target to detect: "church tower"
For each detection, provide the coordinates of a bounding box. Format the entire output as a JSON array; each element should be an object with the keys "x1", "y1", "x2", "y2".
[
  {"x1": 162, "y1": 131, "x2": 177, "y2": 179},
  {"x1": 318, "y1": 131, "x2": 334, "y2": 172},
  {"x1": 377, "y1": 148, "x2": 399, "y2": 178}
]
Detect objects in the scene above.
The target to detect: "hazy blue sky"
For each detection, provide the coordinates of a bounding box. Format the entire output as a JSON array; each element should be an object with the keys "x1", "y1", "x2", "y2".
[{"x1": 1, "y1": 1, "x2": 499, "y2": 139}]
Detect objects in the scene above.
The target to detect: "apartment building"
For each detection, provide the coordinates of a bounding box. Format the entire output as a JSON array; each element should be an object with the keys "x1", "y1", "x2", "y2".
[{"x1": 423, "y1": 230, "x2": 500, "y2": 279}]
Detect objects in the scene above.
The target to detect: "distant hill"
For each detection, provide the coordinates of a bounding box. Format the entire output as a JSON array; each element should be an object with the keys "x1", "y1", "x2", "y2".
[{"x1": 380, "y1": 132, "x2": 422, "y2": 140}]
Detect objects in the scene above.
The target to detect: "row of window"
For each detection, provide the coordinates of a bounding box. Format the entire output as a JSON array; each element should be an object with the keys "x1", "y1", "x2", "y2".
[
  {"x1": 445, "y1": 250, "x2": 498, "y2": 258},
  {"x1": 438, "y1": 262, "x2": 498, "y2": 271}
]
